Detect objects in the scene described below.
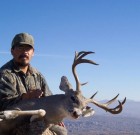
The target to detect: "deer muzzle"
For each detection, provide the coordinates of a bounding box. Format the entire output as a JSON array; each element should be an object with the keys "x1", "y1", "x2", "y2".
[{"x1": 70, "y1": 108, "x2": 82, "y2": 119}]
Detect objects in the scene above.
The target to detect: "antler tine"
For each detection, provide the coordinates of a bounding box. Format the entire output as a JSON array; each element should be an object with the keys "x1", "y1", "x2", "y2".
[
  {"x1": 81, "y1": 82, "x2": 88, "y2": 86},
  {"x1": 77, "y1": 51, "x2": 95, "y2": 60},
  {"x1": 112, "y1": 97, "x2": 126, "y2": 110},
  {"x1": 90, "y1": 91, "x2": 98, "y2": 99},
  {"x1": 74, "y1": 51, "x2": 99, "y2": 66},
  {"x1": 107, "y1": 97, "x2": 126, "y2": 114},
  {"x1": 87, "y1": 94, "x2": 126, "y2": 114},
  {"x1": 122, "y1": 97, "x2": 127, "y2": 104},
  {"x1": 72, "y1": 51, "x2": 98, "y2": 92},
  {"x1": 104, "y1": 94, "x2": 119, "y2": 106}
]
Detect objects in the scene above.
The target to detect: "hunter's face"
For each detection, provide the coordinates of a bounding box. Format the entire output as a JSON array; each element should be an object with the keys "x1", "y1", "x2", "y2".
[{"x1": 11, "y1": 44, "x2": 34, "y2": 67}]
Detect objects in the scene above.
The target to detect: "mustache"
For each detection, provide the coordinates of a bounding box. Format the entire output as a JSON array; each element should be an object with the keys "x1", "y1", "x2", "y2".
[{"x1": 18, "y1": 54, "x2": 29, "y2": 59}]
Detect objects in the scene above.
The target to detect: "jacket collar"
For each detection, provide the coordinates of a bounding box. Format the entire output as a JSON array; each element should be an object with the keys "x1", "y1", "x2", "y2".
[{"x1": 12, "y1": 59, "x2": 37, "y2": 75}]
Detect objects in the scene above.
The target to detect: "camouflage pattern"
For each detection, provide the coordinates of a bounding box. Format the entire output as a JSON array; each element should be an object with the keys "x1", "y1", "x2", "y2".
[{"x1": 0, "y1": 59, "x2": 52, "y2": 111}]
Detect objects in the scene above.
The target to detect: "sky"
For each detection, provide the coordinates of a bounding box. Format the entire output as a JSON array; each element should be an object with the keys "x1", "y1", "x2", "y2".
[{"x1": 0, "y1": 0, "x2": 140, "y2": 101}]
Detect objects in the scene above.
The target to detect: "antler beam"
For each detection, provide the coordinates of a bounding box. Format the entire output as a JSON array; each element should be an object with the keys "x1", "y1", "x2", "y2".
[
  {"x1": 86, "y1": 93, "x2": 126, "y2": 114},
  {"x1": 72, "y1": 51, "x2": 99, "y2": 93}
]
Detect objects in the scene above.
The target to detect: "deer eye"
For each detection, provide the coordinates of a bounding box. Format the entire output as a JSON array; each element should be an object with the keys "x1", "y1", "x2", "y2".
[
  {"x1": 70, "y1": 96, "x2": 80, "y2": 105},
  {"x1": 71, "y1": 96, "x2": 76, "y2": 102}
]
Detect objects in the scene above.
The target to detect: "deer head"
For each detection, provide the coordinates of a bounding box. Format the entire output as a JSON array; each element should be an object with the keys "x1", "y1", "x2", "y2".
[{"x1": 59, "y1": 51, "x2": 126, "y2": 119}]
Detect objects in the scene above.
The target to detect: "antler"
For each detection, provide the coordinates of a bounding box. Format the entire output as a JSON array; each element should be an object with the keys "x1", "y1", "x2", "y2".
[
  {"x1": 86, "y1": 92, "x2": 126, "y2": 114},
  {"x1": 72, "y1": 51, "x2": 98, "y2": 93},
  {"x1": 72, "y1": 51, "x2": 126, "y2": 114}
]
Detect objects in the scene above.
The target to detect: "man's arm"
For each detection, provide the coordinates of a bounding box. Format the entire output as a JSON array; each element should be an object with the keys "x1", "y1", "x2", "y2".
[{"x1": 0, "y1": 72, "x2": 22, "y2": 111}]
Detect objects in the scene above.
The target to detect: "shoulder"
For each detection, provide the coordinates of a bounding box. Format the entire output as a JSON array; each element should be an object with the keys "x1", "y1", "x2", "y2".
[
  {"x1": 29, "y1": 66, "x2": 45, "y2": 78},
  {"x1": 0, "y1": 60, "x2": 15, "y2": 81},
  {"x1": 0, "y1": 60, "x2": 13, "y2": 74}
]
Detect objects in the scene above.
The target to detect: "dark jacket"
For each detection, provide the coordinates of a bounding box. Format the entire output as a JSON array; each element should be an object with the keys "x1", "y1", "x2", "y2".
[{"x1": 0, "y1": 59, "x2": 52, "y2": 111}]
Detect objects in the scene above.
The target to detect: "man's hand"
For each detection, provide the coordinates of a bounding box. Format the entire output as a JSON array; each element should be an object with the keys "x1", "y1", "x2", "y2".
[
  {"x1": 58, "y1": 122, "x2": 65, "y2": 127},
  {"x1": 22, "y1": 89, "x2": 43, "y2": 100}
]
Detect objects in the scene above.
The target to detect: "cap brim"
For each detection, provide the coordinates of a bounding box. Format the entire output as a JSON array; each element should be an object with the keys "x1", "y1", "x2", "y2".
[{"x1": 19, "y1": 42, "x2": 34, "y2": 47}]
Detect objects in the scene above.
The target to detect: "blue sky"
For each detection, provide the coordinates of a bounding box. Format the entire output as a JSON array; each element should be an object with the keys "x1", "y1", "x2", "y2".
[{"x1": 0, "y1": 0, "x2": 140, "y2": 101}]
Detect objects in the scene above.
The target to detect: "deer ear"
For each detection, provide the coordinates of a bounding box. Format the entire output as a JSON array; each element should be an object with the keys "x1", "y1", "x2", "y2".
[{"x1": 59, "y1": 76, "x2": 73, "y2": 93}]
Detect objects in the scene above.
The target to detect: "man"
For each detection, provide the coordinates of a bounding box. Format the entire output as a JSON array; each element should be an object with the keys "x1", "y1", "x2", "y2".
[
  {"x1": 0, "y1": 33, "x2": 67, "y2": 134},
  {"x1": 0, "y1": 33, "x2": 52, "y2": 110}
]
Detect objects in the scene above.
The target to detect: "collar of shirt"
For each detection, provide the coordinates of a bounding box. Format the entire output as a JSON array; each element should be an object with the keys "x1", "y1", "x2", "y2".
[{"x1": 11, "y1": 59, "x2": 37, "y2": 76}]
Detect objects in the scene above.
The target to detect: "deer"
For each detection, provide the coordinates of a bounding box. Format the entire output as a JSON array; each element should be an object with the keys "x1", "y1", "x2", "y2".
[{"x1": 0, "y1": 51, "x2": 126, "y2": 135}]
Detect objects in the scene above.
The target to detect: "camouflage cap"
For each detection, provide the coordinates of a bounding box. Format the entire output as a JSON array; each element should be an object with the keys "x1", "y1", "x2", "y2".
[{"x1": 11, "y1": 33, "x2": 34, "y2": 48}]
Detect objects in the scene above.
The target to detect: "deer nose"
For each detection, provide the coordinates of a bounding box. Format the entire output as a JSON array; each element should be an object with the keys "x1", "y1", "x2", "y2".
[
  {"x1": 72, "y1": 108, "x2": 82, "y2": 118},
  {"x1": 72, "y1": 110, "x2": 82, "y2": 119}
]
